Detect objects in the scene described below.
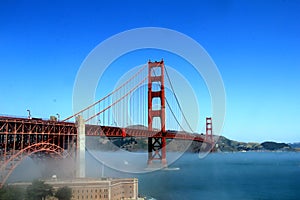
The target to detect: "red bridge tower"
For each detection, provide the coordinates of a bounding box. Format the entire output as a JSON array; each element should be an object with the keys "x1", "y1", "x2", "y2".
[{"x1": 147, "y1": 60, "x2": 167, "y2": 167}]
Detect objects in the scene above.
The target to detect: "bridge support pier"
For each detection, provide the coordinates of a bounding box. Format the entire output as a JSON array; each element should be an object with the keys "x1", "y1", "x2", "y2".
[{"x1": 76, "y1": 115, "x2": 85, "y2": 178}]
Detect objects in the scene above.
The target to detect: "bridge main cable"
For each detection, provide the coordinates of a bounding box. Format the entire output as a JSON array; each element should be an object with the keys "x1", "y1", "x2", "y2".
[
  {"x1": 63, "y1": 64, "x2": 147, "y2": 122},
  {"x1": 164, "y1": 66, "x2": 195, "y2": 133},
  {"x1": 85, "y1": 76, "x2": 147, "y2": 122}
]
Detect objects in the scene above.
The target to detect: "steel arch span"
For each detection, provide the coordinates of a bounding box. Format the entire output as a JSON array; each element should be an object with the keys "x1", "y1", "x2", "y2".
[{"x1": 0, "y1": 142, "x2": 72, "y2": 188}]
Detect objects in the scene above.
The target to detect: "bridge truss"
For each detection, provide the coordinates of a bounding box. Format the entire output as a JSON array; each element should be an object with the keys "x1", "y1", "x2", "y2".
[
  {"x1": 0, "y1": 116, "x2": 76, "y2": 187},
  {"x1": 0, "y1": 59, "x2": 215, "y2": 187}
]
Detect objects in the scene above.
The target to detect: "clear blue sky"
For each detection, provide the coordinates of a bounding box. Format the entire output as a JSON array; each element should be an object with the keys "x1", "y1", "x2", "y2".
[{"x1": 0, "y1": 0, "x2": 299, "y2": 142}]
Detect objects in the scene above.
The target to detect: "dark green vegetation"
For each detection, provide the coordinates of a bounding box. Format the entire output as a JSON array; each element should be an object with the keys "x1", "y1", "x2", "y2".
[
  {"x1": 261, "y1": 141, "x2": 291, "y2": 151},
  {"x1": 0, "y1": 185, "x2": 25, "y2": 200},
  {"x1": 0, "y1": 180, "x2": 72, "y2": 200},
  {"x1": 26, "y1": 180, "x2": 53, "y2": 200},
  {"x1": 55, "y1": 186, "x2": 72, "y2": 200}
]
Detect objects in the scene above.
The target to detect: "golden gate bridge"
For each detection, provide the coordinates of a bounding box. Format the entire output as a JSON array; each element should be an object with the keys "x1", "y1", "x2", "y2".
[{"x1": 0, "y1": 60, "x2": 214, "y2": 187}]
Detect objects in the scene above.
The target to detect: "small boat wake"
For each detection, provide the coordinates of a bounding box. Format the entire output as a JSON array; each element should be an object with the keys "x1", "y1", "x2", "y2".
[
  {"x1": 162, "y1": 167, "x2": 180, "y2": 171},
  {"x1": 142, "y1": 195, "x2": 157, "y2": 200}
]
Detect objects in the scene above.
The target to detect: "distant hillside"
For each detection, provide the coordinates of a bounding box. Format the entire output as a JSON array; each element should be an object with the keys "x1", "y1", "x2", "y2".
[
  {"x1": 216, "y1": 136, "x2": 294, "y2": 152},
  {"x1": 289, "y1": 142, "x2": 300, "y2": 148},
  {"x1": 86, "y1": 135, "x2": 295, "y2": 153},
  {"x1": 289, "y1": 142, "x2": 300, "y2": 151},
  {"x1": 216, "y1": 136, "x2": 262, "y2": 152}
]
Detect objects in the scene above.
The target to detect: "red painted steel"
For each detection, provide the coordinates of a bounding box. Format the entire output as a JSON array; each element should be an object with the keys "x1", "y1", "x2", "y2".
[
  {"x1": 0, "y1": 61, "x2": 215, "y2": 187},
  {"x1": 205, "y1": 117, "x2": 214, "y2": 151},
  {"x1": 0, "y1": 116, "x2": 76, "y2": 188},
  {"x1": 205, "y1": 117, "x2": 213, "y2": 142},
  {"x1": 147, "y1": 60, "x2": 167, "y2": 167},
  {"x1": 0, "y1": 115, "x2": 212, "y2": 187},
  {"x1": 85, "y1": 124, "x2": 206, "y2": 142}
]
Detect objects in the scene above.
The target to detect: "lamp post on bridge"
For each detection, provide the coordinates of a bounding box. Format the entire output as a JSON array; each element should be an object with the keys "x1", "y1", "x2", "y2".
[
  {"x1": 26, "y1": 109, "x2": 31, "y2": 119},
  {"x1": 56, "y1": 113, "x2": 60, "y2": 121}
]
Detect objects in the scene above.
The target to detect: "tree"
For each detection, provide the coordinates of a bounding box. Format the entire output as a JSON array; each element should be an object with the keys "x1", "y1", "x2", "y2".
[
  {"x1": 26, "y1": 180, "x2": 53, "y2": 200},
  {"x1": 55, "y1": 186, "x2": 72, "y2": 200},
  {"x1": 0, "y1": 186, "x2": 25, "y2": 200}
]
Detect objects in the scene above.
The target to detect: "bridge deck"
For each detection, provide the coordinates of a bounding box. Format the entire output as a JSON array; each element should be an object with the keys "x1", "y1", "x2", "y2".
[{"x1": 0, "y1": 116, "x2": 206, "y2": 142}]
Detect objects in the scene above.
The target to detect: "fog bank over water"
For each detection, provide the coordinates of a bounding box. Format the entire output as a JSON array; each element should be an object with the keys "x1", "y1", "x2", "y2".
[{"x1": 8, "y1": 151, "x2": 300, "y2": 199}]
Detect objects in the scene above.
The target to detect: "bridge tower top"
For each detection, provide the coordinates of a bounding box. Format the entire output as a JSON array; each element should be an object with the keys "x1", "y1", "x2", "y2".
[{"x1": 147, "y1": 59, "x2": 165, "y2": 132}]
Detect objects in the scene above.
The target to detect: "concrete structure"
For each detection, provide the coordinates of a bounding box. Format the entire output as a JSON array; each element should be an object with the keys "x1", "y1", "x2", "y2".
[
  {"x1": 76, "y1": 115, "x2": 85, "y2": 178},
  {"x1": 10, "y1": 178, "x2": 139, "y2": 200},
  {"x1": 49, "y1": 178, "x2": 138, "y2": 200}
]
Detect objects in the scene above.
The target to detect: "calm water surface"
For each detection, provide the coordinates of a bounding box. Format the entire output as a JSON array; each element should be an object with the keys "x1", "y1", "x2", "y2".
[{"x1": 135, "y1": 152, "x2": 300, "y2": 200}]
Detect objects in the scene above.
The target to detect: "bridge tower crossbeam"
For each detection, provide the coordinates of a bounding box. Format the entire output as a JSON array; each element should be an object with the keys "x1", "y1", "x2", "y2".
[{"x1": 147, "y1": 60, "x2": 167, "y2": 167}]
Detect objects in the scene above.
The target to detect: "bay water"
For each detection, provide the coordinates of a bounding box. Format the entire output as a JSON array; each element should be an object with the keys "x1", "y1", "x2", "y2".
[
  {"x1": 88, "y1": 152, "x2": 300, "y2": 200},
  {"x1": 10, "y1": 151, "x2": 300, "y2": 200},
  {"x1": 134, "y1": 152, "x2": 300, "y2": 200}
]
